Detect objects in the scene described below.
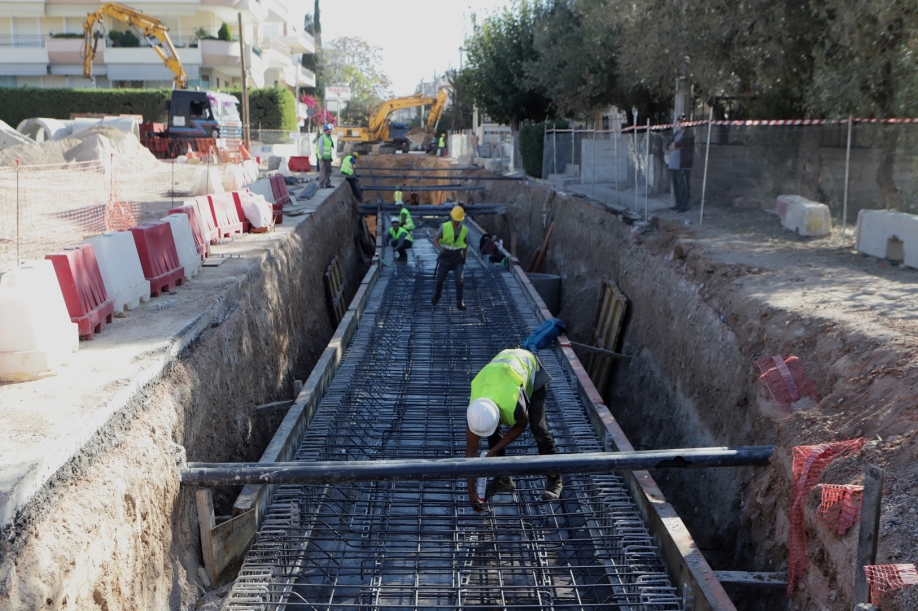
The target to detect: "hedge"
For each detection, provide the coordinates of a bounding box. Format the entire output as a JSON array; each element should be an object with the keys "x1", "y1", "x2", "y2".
[
  {"x1": 232, "y1": 85, "x2": 297, "y2": 132},
  {"x1": 0, "y1": 88, "x2": 171, "y2": 127},
  {"x1": 520, "y1": 120, "x2": 569, "y2": 178}
]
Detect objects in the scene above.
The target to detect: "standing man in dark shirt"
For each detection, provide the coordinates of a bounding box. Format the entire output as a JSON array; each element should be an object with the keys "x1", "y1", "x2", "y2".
[{"x1": 668, "y1": 115, "x2": 694, "y2": 212}]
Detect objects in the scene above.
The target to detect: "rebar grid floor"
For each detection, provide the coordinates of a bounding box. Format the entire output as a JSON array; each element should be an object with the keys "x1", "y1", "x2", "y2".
[{"x1": 227, "y1": 225, "x2": 683, "y2": 610}]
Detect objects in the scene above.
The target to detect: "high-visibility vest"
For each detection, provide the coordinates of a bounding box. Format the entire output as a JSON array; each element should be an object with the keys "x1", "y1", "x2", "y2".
[
  {"x1": 470, "y1": 349, "x2": 538, "y2": 426},
  {"x1": 394, "y1": 189, "x2": 403, "y2": 202},
  {"x1": 388, "y1": 226, "x2": 413, "y2": 243},
  {"x1": 318, "y1": 134, "x2": 334, "y2": 160},
  {"x1": 340, "y1": 155, "x2": 356, "y2": 176},
  {"x1": 438, "y1": 136, "x2": 445, "y2": 148},
  {"x1": 398, "y1": 207, "x2": 415, "y2": 231},
  {"x1": 440, "y1": 221, "x2": 467, "y2": 250}
]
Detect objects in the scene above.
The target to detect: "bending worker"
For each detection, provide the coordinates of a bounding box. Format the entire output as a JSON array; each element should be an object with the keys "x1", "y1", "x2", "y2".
[
  {"x1": 388, "y1": 216, "x2": 413, "y2": 261},
  {"x1": 432, "y1": 206, "x2": 468, "y2": 310},
  {"x1": 395, "y1": 201, "x2": 415, "y2": 232},
  {"x1": 317, "y1": 124, "x2": 335, "y2": 189},
  {"x1": 465, "y1": 348, "x2": 562, "y2": 512},
  {"x1": 340, "y1": 151, "x2": 363, "y2": 203}
]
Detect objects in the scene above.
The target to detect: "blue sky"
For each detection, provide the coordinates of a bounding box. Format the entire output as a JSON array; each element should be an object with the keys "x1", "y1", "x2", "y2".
[{"x1": 317, "y1": 0, "x2": 513, "y2": 96}]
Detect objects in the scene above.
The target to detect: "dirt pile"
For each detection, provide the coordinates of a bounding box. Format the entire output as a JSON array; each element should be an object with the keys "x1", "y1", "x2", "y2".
[{"x1": 0, "y1": 126, "x2": 160, "y2": 170}]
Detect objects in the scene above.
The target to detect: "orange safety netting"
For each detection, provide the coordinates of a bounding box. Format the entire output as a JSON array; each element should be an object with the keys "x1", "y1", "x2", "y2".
[
  {"x1": 787, "y1": 439, "x2": 867, "y2": 596},
  {"x1": 864, "y1": 564, "x2": 918, "y2": 603},
  {"x1": 754, "y1": 354, "x2": 820, "y2": 408},
  {"x1": 815, "y1": 484, "x2": 863, "y2": 535}
]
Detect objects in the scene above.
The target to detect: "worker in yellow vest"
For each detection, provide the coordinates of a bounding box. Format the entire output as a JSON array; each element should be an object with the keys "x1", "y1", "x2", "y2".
[
  {"x1": 395, "y1": 201, "x2": 414, "y2": 232},
  {"x1": 340, "y1": 152, "x2": 363, "y2": 203},
  {"x1": 438, "y1": 133, "x2": 446, "y2": 157},
  {"x1": 387, "y1": 216, "x2": 413, "y2": 261},
  {"x1": 432, "y1": 206, "x2": 468, "y2": 310},
  {"x1": 317, "y1": 124, "x2": 335, "y2": 188},
  {"x1": 465, "y1": 348, "x2": 560, "y2": 512},
  {"x1": 394, "y1": 185, "x2": 403, "y2": 204}
]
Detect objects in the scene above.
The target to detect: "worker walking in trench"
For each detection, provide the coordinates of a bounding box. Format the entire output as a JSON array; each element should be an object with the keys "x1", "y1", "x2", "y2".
[
  {"x1": 388, "y1": 216, "x2": 413, "y2": 261},
  {"x1": 432, "y1": 206, "x2": 468, "y2": 310},
  {"x1": 395, "y1": 201, "x2": 415, "y2": 232},
  {"x1": 465, "y1": 348, "x2": 562, "y2": 512},
  {"x1": 340, "y1": 151, "x2": 363, "y2": 203},
  {"x1": 317, "y1": 124, "x2": 335, "y2": 189}
]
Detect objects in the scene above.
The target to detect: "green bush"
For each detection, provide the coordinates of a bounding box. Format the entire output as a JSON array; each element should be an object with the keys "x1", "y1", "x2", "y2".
[
  {"x1": 108, "y1": 30, "x2": 140, "y2": 47},
  {"x1": 217, "y1": 23, "x2": 233, "y2": 42},
  {"x1": 0, "y1": 88, "x2": 171, "y2": 127},
  {"x1": 232, "y1": 86, "x2": 298, "y2": 131},
  {"x1": 520, "y1": 120, "x2": 568, "y2": 178},
  {"x1": 51, "y1": 33, "x2": 84, "y2": 39}
]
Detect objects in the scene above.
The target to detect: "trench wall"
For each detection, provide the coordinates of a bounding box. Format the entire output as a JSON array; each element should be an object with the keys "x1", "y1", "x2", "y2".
[{"x1": 0, "y1": 187, "x2": 367, "y2": 611}]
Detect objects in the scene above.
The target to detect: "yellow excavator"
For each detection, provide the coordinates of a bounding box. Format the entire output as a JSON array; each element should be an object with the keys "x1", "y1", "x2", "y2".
[
  {"x1": 334, "y1": 89, "x2": 449, "y2": 154},
  {"x1": 83, "y1": 2, "x2": 187, "y2": 89}
]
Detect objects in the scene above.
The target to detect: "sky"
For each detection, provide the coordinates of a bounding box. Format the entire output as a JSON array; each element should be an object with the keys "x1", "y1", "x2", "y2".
[{"x1": 315, "y1": 0, "x2": 514, "y2": 96}]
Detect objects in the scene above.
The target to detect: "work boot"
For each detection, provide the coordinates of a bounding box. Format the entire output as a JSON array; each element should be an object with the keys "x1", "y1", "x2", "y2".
[
  {"x1": 431, "y1": 293, "x2": 441, "y2": 305},
  {"x1": 457, "y1": 301, "x2": 466, "y2": 310},
  {"x1": 542, "y1": 475, "x2": 563, "y2": 501},
  {"x1": 485, "y1": 476, "x2": 515, "y2": 498}
]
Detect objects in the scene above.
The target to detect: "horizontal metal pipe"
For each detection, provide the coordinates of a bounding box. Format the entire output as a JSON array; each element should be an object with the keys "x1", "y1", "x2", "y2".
[
  {"x1": 182, "y1": 446, "x2": 774, "y2": 486},
  {"x1": 357, "y1": 204, "x2": 505, "y2": 216},
  {"x1": 363, "y1": 185, "x2": 486, "y2": 192},
  {"x1": 352, "y1": 174, "x2": 521, "y2": 181}
]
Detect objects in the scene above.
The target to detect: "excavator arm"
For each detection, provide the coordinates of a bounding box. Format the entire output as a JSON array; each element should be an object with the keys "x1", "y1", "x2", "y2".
[
  {"x1": 83, "y1": 2, "x2": 187, "y2": 89},
  {"x1": 425, "y1": 89, "x2": 449, "y2": 134},
  {"x1": 367, "y1": 93, "x2": 437, "y2": 141}
]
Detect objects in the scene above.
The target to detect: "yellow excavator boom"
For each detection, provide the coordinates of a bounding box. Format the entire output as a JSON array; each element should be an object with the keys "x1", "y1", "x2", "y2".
[
  {"x1": 83, "y1": 2, "x2": 188, "y2": 89},
  {"x1": 336, "y1": 88, "x2": 451, "y2": 145}
]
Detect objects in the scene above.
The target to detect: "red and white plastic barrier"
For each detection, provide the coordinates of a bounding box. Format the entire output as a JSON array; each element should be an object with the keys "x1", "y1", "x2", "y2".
[
  {"x1": 129, "y1": 221, "x2": 185, "y2": 297},
  {"x1": 161, "y1": 213, "x2": 203, "y2": 280},
  {"x1": 189, "y1": 197, "x2": 221, "y2": 245},
  {"x1": 169, "y1": 204, "x2": 210, "y2": 259},
  {"x1": 0, "y1": 260, "x2": 80, "y2": 381},
  {"x1": 45, "y1": 244, "x2": 115, "y2": 339},
  {"x1": 85, "y1": 231, "x2": 152, "y2": 312},
  {"x1": 207, "y1": 192, "x2": 245, "y2": 237}
]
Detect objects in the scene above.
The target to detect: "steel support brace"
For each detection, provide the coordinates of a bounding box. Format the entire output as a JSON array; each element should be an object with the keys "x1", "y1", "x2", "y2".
[{"x1": 182, "y1": 445, "x2": 774, "y2": 486}]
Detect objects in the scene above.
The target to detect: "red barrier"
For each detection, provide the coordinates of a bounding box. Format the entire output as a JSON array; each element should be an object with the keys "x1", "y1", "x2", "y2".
[
  {"x1": 192, "y1": 196, "x2": 221, "y2": 244},
  {"x1": 288, "y1": 156, "x2": 311, "y2": 172},
  {"x1": 227, "y1": 190, "x2": 250, "y2": 232},
  {"x1": 270, "y1": 174, "x2": 292, "y2": 206},
  {"x1": 169, "y1": 204, "x2": 210, "y2": 259},
  {"x1": 45, "y1": 244, "x2": 115, "y2": 339},
  {"x1": 128, "y1": 221, "x2": 185, "y2": 297},
  {"x1": 207, "y1": 193, "x2": 245, "y2": 237}
]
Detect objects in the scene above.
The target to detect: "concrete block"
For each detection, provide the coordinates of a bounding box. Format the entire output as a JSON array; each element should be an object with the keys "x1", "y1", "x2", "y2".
[
  {"x1": 0, "y1": 260, "x2": 79, "y2": 382},
  {"x1": 162, "y1": 214, "x2": 202, "y2": 280},
  {"x1": 776, "y1": 194, "x2": 832, "y2": 237},
  {"x1": 85, "y1": 231, "x2": 151, "y2": 312},
  {"x1": 192, "y1": 166, "x2": 224, "y2": 196},
  {"x1": 247, "y1": 178, "x2": 276, "y2": 204},
  {"x1": 855, "y1": 209, "x2": 918, "y2": 268}
]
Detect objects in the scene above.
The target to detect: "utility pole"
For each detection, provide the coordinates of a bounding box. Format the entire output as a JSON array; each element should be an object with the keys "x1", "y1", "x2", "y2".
[{"x1": 238, "y1": 12, "x2": 251, "y2": 150}]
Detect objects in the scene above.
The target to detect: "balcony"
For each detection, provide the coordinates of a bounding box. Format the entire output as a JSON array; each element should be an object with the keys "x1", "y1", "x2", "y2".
[
  {"x1": 278, "y1": 30, "x2": 314, "y2": 54},
  {"x1": 264, "y1": 65, "x2": 295, "y2": 88},
  {"x1": 105, "y1": 46, "x2": 201, "y2": 81},
  {"x1": 48, "y1": 36, "x2": 105, "y2": 65},
  {"x1": 201, "y1": 39, "x2": 240, "y2": 66},
  {"x1": 296, "y1": 64, "x2": 315, "y2": 87},
  {"x1": 0, "y1": 39, "x2": 49, "y2": 76},
  {"x1": 0, "y1": 0, "x2": 44, "y2": 17},
  {"x1": 200, "y1": 0, "x2": 267, "y2": 22}
]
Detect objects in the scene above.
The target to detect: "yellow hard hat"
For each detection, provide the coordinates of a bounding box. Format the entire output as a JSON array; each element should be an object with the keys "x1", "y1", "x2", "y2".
[
  {"x1": 352, "y1": 152, "x2": 359, "y2": 158},
  {"x1": 450, "y1": 206, "x2": 465, "y2": 222},
  {"x1": 441, "y1": 133, "x2": 446, "y2": 137}
]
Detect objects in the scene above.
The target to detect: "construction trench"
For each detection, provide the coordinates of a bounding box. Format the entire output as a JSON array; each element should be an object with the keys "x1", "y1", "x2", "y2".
[{"x1": 2, "y1": 155, "x2": 916, "y2": 611}]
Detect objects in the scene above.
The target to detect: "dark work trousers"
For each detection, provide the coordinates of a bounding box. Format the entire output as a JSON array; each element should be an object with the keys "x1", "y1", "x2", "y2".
[
  {"x1": 671, "y1": 168, "x2": 691, "y2": 211},
  {"x1": 390, "y1": 235, "x2": 412, "y2": 259},
  {"x1": 488, "y1": 386, "x2": 556, "y2": 458},
  {"x1": 434, "y1": 252, "x2": 464, "y2": 303},
  {"x1": 345, "y1": 176, "x2": 363, "y2": 202},
  {"x1": 318, "y1": 158, "x2": 333, "y2": 188}
]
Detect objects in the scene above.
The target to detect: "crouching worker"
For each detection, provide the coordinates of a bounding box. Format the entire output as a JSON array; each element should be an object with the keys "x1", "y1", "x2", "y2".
[
  {"x1": 396, "y1": 201, "x2": 415, "y2": 232},
  {"x1": 388, "y1": 216, "x2": 413, "y2": 261},
  {"x1": 465, "y1": 348, "x2": 562, "y2": 512}
]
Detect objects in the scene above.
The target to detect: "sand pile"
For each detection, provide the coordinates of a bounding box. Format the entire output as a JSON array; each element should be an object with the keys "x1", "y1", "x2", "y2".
[{"x1": 0, "y1": 126, "x2": 160, "y2": 170}]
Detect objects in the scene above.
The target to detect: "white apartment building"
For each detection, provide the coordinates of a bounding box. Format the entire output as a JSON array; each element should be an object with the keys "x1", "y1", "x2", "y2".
[{"x1": 0, "y1": 0, "x2": 315, "y2": 91}]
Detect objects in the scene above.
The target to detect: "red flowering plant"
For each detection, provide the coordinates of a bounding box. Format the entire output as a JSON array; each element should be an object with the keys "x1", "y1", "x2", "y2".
[{"x1": 299, "y1": 95, "x2": 337, "y2": 127}]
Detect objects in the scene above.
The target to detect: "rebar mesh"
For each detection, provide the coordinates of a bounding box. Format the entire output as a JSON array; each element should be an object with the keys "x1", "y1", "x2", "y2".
[{"x1": 227, "y1": 228, "x2": 682, "y2": 610}]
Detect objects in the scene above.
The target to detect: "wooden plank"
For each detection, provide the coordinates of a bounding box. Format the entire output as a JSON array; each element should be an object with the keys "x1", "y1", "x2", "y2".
[
  {"x1": 714, "y1": 571, "x2": 787, "y2": 589},
  {"x1": 854, "y1": 464, "x2": 884, "y2": 604},
  {"x1": 254, "y1": 400, "x2": 295, "y2": 417},
  {"x1": 211, "y1": 509, "x2": 257, "y2": 588},
  {"x1": 195, "y1": 489, "x2": 216, "y2": 586}
]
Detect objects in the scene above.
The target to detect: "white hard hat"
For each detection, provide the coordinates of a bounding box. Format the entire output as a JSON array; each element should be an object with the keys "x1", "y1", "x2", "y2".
[
  {"x1": 467, "y1": 398, "x2": 499, "y2": 436},
  {"x1": 390, "y1": 216, "x2": 400, "y2": 223}
]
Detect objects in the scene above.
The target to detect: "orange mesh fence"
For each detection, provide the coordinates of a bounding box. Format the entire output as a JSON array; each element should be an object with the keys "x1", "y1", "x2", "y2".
[
  {"x1": 0, "y1": 157, "x2": 223, "y2": 273},
  {"x1": 815, "y1": 484, "x2": 863, "y2": 534},
  {"x1": 787, "y1": 439, "x2": 867, "y2": 596},
  {"x1": 754, "y1": 354, "x2": 820, "y2": 409},
  {"x1": 864, "y1": 564, "x2": 918, "y2": 603}
]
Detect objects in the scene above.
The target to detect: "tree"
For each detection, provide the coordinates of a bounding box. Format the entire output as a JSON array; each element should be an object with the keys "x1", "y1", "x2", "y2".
[
  {"x1": 217, "y1": 22, "x2": 232, "y2": 42},
  {"x1": 464, "y1": 1, "x2": 554, "y2": 170},
  {"x1": 444, "y1": 69, "x2": 474, "y2": 131},
  {"x1": 321, "y1": 37, "x2": 392, "y2": 125}
]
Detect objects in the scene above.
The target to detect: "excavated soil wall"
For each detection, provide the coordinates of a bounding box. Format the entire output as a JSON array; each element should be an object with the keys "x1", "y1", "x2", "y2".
[
  {"x1": 479, "y1": 179, "x2": 918, "y2": 611},
  {"x1": 0, "y1": 187, "x2": 368, "y2": 610}
]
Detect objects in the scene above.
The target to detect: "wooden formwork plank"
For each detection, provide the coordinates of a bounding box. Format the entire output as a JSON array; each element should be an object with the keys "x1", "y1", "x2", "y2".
[
  {"x1": 210, "y1": 510, "x2": 257, "y2": 588},
  {"x1": 323, "y1": 256, "x2": 348, "y2": 325},
  {"x1": 586, "y1": 277, "x2": 628, "y2": 393},
  {"x1": 195, "y1": 489, "x2": 217, "y2": 586}
]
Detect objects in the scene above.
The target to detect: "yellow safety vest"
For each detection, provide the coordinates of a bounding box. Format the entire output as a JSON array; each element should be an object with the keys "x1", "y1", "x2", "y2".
[
  {"x1": 440, "y1": 221, "x2": 467, "y2": 250},
  {"x1": 340, "y1": 155, "x2": 356, "y2": 176},
  {"x1": 388, "y1": 226, "x2": 413, "y2": 243},
  {"x1": 398, "y1": 208, "x2": 415, "y2": 231},
  {"x1": 394, "y1": 189, "x2": 403, "y2": 202},
  {"x1": 438, "y1": 136, "x2": 445, "y2": 148},
  {"x1": 318, "y1": 134, "x2": 334, "y2": 160},
  {"x1": 470, "y1": 349, "x2": 538, "y2": 426}
]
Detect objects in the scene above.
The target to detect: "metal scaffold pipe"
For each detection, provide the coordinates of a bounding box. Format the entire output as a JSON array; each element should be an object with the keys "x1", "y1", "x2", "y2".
[{"x1": 182, "y1": 445, "x2": 774, "y2": 486}]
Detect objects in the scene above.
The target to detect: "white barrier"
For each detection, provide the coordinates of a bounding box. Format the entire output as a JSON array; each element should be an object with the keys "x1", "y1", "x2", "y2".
[
  {"x1": 247, "y1": 178, "x2": 277, "y2": 204},
  {"x1": 0, "y1": 260, "x2": 79, "y2": 382},
  {"x1": 85, "y1": 231, "x2": 151, "y2": 312},
  {"x1": 776, "y1": 194, "x2": 832, "y2": 237},
  {"x1": 242, "y1": 159, "x2": 259, "y2": 184},
  {"x1": 223, "y1": 164, "x2": 248, "y2": 191},
  {"x1": 192, "y1": 166, "x2": 224, "y2": 196},
  {"x1": 162, "y1": 214, "x2": 202, "y2": 280},
  {"x1": 855, "y1": 209, "x2": 918, "y2": 269}
]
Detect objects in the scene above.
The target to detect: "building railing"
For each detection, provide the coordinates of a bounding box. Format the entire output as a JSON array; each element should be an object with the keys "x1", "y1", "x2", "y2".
[{"x1": 0, "y1": 35, "x2": 45, "y2": 48}]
